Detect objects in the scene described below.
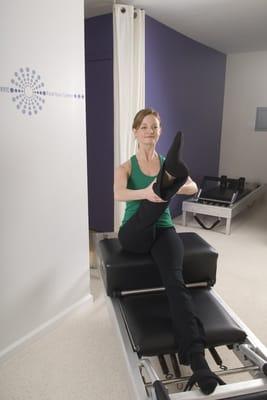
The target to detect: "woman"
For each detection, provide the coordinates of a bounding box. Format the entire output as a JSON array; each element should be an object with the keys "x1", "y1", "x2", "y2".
[{"x1": 114, "y1": 108, "x2": 223, "y2": 394}]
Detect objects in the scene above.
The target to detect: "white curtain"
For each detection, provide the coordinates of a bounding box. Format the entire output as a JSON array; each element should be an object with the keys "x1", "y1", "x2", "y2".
[{"x1": 113, "y1": 4, "x2": 145, "y2": 232}]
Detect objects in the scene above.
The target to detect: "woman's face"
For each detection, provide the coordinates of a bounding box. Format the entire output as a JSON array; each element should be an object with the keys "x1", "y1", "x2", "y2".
[{"x1": 134, "y1": 114, "x2": 161, "y2": 146}]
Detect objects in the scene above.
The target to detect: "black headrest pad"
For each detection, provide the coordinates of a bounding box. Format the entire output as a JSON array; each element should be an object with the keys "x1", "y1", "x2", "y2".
[{"x1": 98, "y1": 232, "x2": 218, "y2": 297}]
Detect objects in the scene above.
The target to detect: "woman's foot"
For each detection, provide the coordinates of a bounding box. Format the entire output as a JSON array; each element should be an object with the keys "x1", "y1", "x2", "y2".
[
  {"x1": 165, "y1": 131, "x2": 188, "y2": 179},
  {"x1": 184, "y1": 369, "x2": 224, "y2": 394},
  {"x1": 186, "y1": 352, "x2": 225, "y2": 394},
  {"x1": 152, "y1": 131, "x2": 189, "y2": 200}
]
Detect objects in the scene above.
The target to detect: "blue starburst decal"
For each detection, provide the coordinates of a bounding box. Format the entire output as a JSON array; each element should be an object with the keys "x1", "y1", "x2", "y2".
[
  {"x1": 10, "y1": 67, "x2": 46, "y2": 116},
  {"x1": 0, "y1": 66, "x2": 85, "y2": 117}
]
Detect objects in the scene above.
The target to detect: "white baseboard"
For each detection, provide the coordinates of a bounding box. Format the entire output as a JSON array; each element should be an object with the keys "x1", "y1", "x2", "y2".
[{"x1": 0, "y1": 294, "x2": 93, "y2": 362}]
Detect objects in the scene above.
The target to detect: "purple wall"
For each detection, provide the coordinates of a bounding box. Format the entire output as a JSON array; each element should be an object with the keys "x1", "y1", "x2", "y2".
[
  {"x1": 145, "y1": 16, "x2": 226, "y2": 216},
  {"x1": 85, "y1": 15, "x2": 114, "y2": 232},
  {"x1": 85, "y1": 14, "x2": 226, "y2": 230}
]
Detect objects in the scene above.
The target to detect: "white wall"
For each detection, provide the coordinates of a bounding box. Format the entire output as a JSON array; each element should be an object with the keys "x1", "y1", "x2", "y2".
[
  {"x1": 0, "y1": 0, "x2": 91, "y2": 356},
  {"x1": 220, "y1": 51, "x2": 267, "y2": 184}
]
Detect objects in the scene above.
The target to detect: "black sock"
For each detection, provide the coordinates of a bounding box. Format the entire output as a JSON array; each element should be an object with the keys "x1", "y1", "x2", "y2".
[
  {"x1": 153, "y1": 132, "x2": 188, "y2": 200},
  {"x1": 190, "y1": 352, "x2": 218, "y2": 395},
  {"x1": 165, "y1": 131, "x2": 188, "y2": 179}
]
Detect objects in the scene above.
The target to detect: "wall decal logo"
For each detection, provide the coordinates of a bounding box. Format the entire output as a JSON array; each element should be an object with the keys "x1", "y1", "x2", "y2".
[
  {"x1": 0, "y1": 67, "x2": 85, "y2": 116},
  {"x1": 10, "y1": 67, "x2": 46, "y2": 115}
]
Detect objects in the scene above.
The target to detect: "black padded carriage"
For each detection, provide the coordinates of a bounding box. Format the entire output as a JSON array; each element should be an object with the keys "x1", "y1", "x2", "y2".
[{"x1": 98, "y1": 232, "x2": 246, "y2": 357}]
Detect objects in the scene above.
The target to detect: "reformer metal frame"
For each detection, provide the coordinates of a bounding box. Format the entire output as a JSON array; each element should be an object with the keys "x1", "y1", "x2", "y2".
[
  {"x1": 95, "y1": 230, "x2": 267, "y2": 399},
  {"x1": 98, "y1": 251, "x2": 267, "y2": 400}
]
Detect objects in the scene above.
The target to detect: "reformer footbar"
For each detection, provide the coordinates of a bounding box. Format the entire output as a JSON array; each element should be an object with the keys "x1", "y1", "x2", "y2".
[{"x1": 97, "y1": 232, "x2": 267, "y2": 399}]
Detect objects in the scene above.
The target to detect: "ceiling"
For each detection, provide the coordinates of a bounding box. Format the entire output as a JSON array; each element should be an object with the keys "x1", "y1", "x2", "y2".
[{"x1": 84, "y1": 0, "x2": 267, "y2": 54}]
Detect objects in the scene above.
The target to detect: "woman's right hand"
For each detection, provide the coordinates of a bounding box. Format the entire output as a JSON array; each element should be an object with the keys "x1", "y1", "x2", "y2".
[{"x1": 144, "y1": 181, "x2": 167, "y2": 202}]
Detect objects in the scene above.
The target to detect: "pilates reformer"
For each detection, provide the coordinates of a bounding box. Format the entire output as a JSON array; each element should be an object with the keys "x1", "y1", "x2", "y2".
[
  {"x1": 97, "y1": 232, "x2": 267, "y2": 399},
  {"x1": 182, "y1": 176, "x2": 266, "y2": 234}
]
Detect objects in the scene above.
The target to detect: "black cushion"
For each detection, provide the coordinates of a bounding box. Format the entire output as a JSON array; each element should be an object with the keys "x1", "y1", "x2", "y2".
[
  {"x1": 98, "y1": 232, "x2": 218, "y2": 297},
  {"x1": 120, "y1": 288, "x2": 246, "y2": 356}
]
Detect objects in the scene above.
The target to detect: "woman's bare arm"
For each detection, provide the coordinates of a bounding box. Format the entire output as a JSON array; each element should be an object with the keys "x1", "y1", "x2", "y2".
[
  {"x1": 114, "y1": 161, "x2": 165, "y2": 202},
  {"x1": 177, "y1": 176, "x2": 198, "y2": 196}
]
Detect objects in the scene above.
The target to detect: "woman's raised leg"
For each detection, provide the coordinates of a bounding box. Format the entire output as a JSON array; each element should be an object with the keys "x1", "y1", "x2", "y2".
[{"x1": 119, "y1": 132, "x2": 188, "y2": 253}]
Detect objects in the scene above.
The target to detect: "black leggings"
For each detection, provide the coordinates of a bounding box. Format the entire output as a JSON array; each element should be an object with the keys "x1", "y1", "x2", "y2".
[{"x1": 118, "y1": 194, "x2": 206, "y2": 365}]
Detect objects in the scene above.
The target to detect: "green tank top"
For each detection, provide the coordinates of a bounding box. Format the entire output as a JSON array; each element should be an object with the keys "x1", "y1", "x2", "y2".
[{"x1": 121, "y1": 155, "x2": 174, "y2": 228}]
